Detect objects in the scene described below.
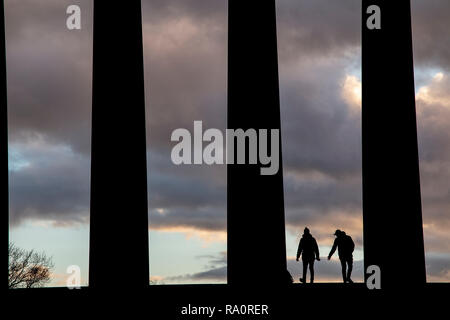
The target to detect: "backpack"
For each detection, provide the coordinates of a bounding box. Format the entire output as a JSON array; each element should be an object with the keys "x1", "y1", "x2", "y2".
[{"x1": 346, "y1": 235, "x2": 355, "y2": 253}]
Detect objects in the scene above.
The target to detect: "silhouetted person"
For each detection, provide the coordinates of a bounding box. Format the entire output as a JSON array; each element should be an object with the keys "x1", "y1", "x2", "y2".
[
  {"x1": 296, "y1": 227, "x2": 320, "y2": 283},
  {"x1": 328, "y1": 229, "x2": 355, "y2": 283}
]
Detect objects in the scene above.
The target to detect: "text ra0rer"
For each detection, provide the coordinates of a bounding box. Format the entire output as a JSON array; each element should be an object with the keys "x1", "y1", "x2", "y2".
[{"x1": 225, "y1": 305, "x2": 269, "y2": 315}]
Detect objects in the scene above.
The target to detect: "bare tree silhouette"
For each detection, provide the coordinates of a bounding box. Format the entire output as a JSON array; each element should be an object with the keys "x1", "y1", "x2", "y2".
[{"x1": 8, "y1": 243, "x2": 54, "y2": 289}]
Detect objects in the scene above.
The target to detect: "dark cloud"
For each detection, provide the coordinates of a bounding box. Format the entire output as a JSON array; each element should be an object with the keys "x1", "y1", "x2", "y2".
[
  {"x1": 196, "y1": 251, "x2": 227, "y2": 267},
  {"x1": 425, "y1": 253, "x2": 450, "y2": 282},
  {"x1": 276, "y1": 0, "x2": 361, "y2": 63},
  {"x1": 9, "y1": 140, "x2": 90, "y2": 226},
  {"x1": 411, "y1": 0, "x2": 450, "y2": 71},
  {"x1": 5, "y1": 1, "x2": 92, "y2": 226},
  {"x1": 142, "y1": 0, "x2": 228, "y2": 233},
  {"x1": 150, "y1": 206, "x2": 226, "y2": 232},
  {"x1": 279, "y1": 63, "x2": 362, "y2": 177},
  {"x1": 413, "y1": 73, "x2": 450, "y2": 255},
  {"x1": 166, "y1": 266, "x2": 227, "y2": 282},
  {"x1": 165, "y1": 252, "x2": 227, "y2": 283},
  {"x1": 142, "y1": 0, "x2": 227, "y2": 152},
  {"x1": 275, "y1": 2, "x2": 364, "y2": 255},
  {"x1": 147, "y1": 149, "x2": 226, "y2": 231},
  {"x1": 142, "y1": 0, "x2": 225, "y2": 23},
  {"x1": 6, "y1": 0, "x2": 93, "y2": 154}
]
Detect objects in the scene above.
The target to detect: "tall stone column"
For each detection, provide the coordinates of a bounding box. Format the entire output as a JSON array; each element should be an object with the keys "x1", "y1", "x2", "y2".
[
  {"x1": 227, "y1": 0, "x2": 287, "y2": 286},
  {"x1": 89, "y1": 1, "x2": 149, "y2": 289},
  {"x1": 362, "y1": 0, "x2": 426, "y2": 287},
  {"x1": 1, "y1": 0, "x2": 8, "y2": 291}
]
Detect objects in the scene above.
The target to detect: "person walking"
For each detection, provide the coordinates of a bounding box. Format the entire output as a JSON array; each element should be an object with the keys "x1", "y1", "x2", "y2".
[
  {"x1": 296, "y1": 227, "x2": 320, "y2": 283},
  {"x1": 328, "y1": 229, "x2": 355, "y2": 283}
]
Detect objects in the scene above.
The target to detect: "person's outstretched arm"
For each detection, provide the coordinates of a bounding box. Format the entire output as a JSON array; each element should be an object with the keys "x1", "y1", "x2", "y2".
[
  {"x1": 328, "y1": 239, "x2": 337, "y2": 260},
  {"x1": 296, "y1": 239, "x2": 303, "y2": 261}
]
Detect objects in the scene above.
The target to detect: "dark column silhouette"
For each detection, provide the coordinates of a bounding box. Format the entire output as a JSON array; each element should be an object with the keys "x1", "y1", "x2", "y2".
[
  {"x1": 90, "y1": 1, "x2": 149, "y2": 289},
  {"x1": 227, "y1": 0, "x2": 287, "y2": 285},
  {"x1": 1, "y1": 0, "x2": 8, "y2": 291},
  {"x1": 362, "y1": 0, "x2": 426, "y2": 287}
]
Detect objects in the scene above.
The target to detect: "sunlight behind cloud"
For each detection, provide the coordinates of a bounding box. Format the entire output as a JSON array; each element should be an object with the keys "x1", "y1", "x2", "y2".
[
  {"x1": 341, "y1": 75, "x2": 362, "y2": 112},
  {"x1": 417, "y1": 72, "x2": 450, "y2": 108},
  {"x1": 151, "y1": 226, "x2": 226, "y2": 246}
]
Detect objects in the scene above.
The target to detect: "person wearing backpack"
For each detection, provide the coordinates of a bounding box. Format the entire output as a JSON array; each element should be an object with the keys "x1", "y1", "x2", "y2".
[
  {"x1": 296, "y1": 227, "x2": 320, "y2": 283},
  {"x1": 328, "y1": 229, "x2": 355, "y2": 283}
]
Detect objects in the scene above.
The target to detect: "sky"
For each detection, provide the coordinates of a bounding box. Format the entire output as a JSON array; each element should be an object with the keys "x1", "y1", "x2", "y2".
[{"x1": 5, "y1": 0, "x2": 450, "y2": 286}]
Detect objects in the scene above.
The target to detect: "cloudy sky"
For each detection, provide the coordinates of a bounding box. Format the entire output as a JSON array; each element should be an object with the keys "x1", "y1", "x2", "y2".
[{"x1": 6, "y1": 0, "x2": 450, "y2": 286}]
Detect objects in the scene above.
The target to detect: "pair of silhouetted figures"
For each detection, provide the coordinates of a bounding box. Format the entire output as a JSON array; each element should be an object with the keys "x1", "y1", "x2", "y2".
[{"x1": 296, "y1": 227, "x2": 355, "y2": 283}]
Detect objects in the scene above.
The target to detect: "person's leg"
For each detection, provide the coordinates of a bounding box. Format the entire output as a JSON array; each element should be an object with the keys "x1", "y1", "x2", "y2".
[
  {"x1": 309, "y1": 260, "x2": 315, "y2": 283},
  {"x1": 340, "y1": 259, "x2": 347, "y2": 283},
  {"x1": 346, "y1": 257, "x2": 353, "y2": 283},
  {"x1": 301, "y1": 260, "x2": 307, "y2": 283}
]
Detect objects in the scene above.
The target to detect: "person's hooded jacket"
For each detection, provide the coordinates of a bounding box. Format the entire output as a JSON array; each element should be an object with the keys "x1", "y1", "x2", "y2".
[{"x1": 297, "y1": 233, "x2": 320, "y2": 262}]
